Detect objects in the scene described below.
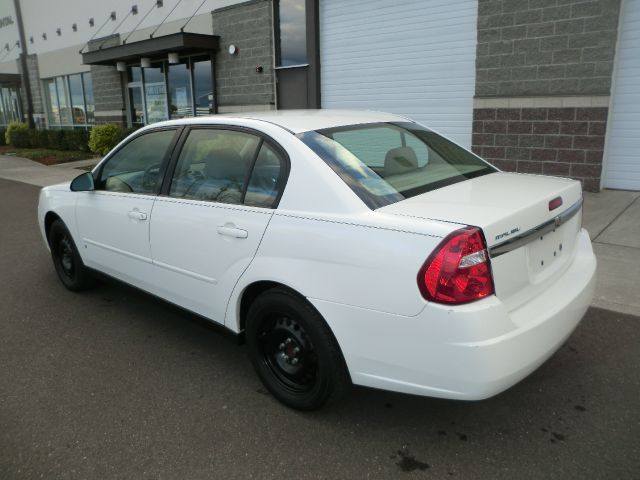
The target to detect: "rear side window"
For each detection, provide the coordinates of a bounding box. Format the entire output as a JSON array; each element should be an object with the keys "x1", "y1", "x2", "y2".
[
  {"x1": 299, "y1": 122, "x2": 496, "y2": 209},
  {"x1": 244, "y1": 143, "x2": 286, "y2": 207},
  {"x1": 168, "y1": 128, "x2": 286, "y2": 208}
]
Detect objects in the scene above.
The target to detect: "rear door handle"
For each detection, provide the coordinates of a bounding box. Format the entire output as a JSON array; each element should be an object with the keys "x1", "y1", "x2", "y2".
[
  {"x1": 216, "y1": 225, "x2": 248, "y2": 239},
  {"x1": 128, "y1": 210, "x2": 148, "y2": 221}
]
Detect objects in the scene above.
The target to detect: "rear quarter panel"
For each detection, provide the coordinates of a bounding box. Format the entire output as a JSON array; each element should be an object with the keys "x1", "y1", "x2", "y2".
[{"x1": 225, "y1": 210, "x2": 456, "y2": 330}]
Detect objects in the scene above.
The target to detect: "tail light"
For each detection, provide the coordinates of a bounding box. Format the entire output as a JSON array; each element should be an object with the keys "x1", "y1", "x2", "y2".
[{"x1": 418, "y1": 227, "x2": 494, "y2": 305}]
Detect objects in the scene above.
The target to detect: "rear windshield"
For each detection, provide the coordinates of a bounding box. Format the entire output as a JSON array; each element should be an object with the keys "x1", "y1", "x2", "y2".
[{"x1": 298, "y1": 122, "x2": 496, "y2": 209}]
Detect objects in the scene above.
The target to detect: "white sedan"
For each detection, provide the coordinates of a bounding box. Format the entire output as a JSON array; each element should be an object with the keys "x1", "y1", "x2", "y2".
[{"x1": 38, "y1": 110, "x2": 596, "y2": 410}]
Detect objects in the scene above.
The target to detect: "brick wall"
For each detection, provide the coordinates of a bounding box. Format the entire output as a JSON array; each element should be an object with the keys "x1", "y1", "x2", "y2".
[
  {"x1": 88, "y1": 35, "x2": 126, "y2": 125},
  {"x1": 476, "y1": 0, "x2": 621, "y2": 96},
  {"x1": 212, "y1": 0, "x2": 275, "y2": 111},
  {"x1": 472, "y1": 106, "x2": 606, "y2": 191},
  {"x1": 473, "y1": 0, "x2": 622, "y2": 191}
]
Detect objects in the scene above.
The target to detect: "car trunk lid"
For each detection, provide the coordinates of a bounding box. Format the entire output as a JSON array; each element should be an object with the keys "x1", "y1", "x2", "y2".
[{"x1": 378, "y1": 172, "x2": 583, "y2": 309}]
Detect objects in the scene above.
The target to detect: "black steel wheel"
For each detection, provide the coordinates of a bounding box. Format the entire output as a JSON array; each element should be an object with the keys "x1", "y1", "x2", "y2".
[
  {"x1": 246, "y1": 287, "x2": 350, "y2": 410},
  {"x1": 49, "y1": 219, "x2": 93, "y2": 291}
]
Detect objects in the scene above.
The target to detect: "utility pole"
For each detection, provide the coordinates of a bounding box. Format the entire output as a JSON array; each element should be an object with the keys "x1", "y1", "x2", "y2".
[{"x1": 12, "y1": 0, "x2": 35, "y2": 128}]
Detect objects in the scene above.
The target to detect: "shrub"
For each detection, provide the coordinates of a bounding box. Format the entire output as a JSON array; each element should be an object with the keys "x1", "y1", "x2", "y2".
[
  {"x1": 32, "y1": 129, "x2": 49, "y2": 148},
  {"x1": 0, "y1": 128, "x2": 6, "y2": 146},
  {"x1": 88, "y1": 124, "x2": 124, "y2": 155},
  {"x1": 5, "y1": 121, "x2": 29, "y2": 146},
  {"x1": 64, "y1": 129, "x2": 90, "y2": 151},
  {"x1": 10, "y1": 128, "x2": 32, "y2": 148},
  {"x1": 46, "y1": 129, "x2": 68, "y2": 150}
]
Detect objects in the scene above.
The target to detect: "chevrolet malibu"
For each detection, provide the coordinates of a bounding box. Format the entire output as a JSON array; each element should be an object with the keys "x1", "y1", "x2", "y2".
[{"x1": 38, "y1": 110, "x2": 597, "y2": 410}]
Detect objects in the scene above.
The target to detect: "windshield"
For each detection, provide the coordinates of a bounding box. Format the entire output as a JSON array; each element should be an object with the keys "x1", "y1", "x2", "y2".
[{"x1": 298, "y1": 122, "x2": 496, "y2": 209}]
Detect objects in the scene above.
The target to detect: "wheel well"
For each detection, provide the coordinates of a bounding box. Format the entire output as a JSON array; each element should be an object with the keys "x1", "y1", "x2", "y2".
[
  {"x1": 44, "y1": 211, "x2": 62, "y2": 246},
  {"x1": 239, "y1": 281, "x2": 301, "y2": 332}
]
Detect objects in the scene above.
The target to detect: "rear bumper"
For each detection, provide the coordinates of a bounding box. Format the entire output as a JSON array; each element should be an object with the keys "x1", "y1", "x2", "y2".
[{"x1": 310, "y1": 229, "x2": 596, "y2": 400}]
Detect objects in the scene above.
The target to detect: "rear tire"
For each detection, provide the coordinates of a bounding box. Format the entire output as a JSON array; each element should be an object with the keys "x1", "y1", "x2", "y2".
[
  {"x1": 49, "y1": 219, "x2": 93, "y2": 291},
  {"x1": 246, "y1": 287, "x2": 351, "y2": 410}
]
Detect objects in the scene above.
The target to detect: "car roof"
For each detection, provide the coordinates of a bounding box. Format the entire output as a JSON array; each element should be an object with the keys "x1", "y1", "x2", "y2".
[{"x1": 145, "y1": 109, "x2": 414, "y2": 134}]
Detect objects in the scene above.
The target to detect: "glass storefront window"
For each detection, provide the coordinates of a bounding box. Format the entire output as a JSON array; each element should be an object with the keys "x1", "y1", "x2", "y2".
[
  {"x1": 276, "y1": 0, "x2": 307, "y2": 66},
  {"x1": 0, "y1": 91, "x2": 5, "y2": 125},
  {"x1": 56, "y1": 76, "x2": 72, "y2": 125},
  {"x1": 192, "y1": 57, "x2": 213, "y2": 116},
  {"x1": 82, "y1": 73, "x2": 95, "y2": 124},
  {"x1": 68, "y1": 74, "x2": 86, "y2": 124},
  {"x1": 45, "y1": 79, "x2": 60, "y2": 126},
  {"x1": 144, "y1": 63, "x2": 168, "y2": 124},
  {"x1": 168, "y1": 61, "x2": 193, "y2": 119},
  {"x1": 43, "y1": 73, "x2": 95, "y2": 127}
]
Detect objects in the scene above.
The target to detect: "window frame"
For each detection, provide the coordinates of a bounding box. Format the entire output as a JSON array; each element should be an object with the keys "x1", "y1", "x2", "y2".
[
  {"x1": 160, "y1": 125, "x2": 291, "y2": 209},
  {"x1": 92, "y1": 126, "x2": 183, "y2": 196}
]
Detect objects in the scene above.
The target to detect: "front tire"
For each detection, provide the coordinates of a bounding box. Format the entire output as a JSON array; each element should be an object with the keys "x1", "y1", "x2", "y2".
[
  {"x1": 246, "y1": 288, "x2": 351, "y2": 410},
  {"x1": 49, "y1": 219, "x2": 93, "y2": 291}
]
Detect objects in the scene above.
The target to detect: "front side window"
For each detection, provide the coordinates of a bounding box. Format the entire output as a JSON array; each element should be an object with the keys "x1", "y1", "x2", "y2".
[
  {"x1": 97, "y1": 129, "x2": 176, "y2": 194},
  {"x1": 169, "y1": 129, "x2": 286, "y2": 207},
  {"x1": 276, "y1": 0, "x2": 307, "y2": 66},
  {"x1": 299, "y1": 122, "x2": 496, "y2": 209}
]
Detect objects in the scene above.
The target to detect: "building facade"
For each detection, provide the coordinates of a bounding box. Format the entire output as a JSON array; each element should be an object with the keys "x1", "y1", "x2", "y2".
[{"x1": 0, "y1": 0, "x2": 637, "y2": 191}]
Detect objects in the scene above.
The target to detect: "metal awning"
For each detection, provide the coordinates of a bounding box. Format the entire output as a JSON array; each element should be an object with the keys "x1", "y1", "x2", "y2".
[
  {"x1": 0, "y1": 73, "x2": 21, "y2": 85},
  {"x1": 82, "y1": 32, "x2": 220, "y2": 66}
]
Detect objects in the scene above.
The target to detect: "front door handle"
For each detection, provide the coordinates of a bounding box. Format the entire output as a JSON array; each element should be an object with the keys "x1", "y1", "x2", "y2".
[
  {"x1": 128, "y1": 210, "x2": 148, "y2": 221},
  {"x1": 217, "y1": 225, "x2": 248, "y2": 239}
]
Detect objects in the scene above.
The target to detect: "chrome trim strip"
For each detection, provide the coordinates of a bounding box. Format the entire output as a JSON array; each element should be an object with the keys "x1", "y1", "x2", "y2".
[{"x1": 489, "y1": 197, "x2": 583, "y2": 258}]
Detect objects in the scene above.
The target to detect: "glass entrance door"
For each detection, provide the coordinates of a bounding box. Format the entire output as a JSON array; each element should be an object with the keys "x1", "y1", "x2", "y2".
[{"x1": 128, "y1": 85, "x2": 145, "y2": 126}]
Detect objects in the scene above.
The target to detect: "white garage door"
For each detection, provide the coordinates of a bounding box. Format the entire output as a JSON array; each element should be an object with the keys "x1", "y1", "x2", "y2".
[
  {"x1": 319, "y1": 0, "x2": 478, "y2": 147},
  {"x1": 603, "y1": 0, "x2": 640, "y2": 190}
]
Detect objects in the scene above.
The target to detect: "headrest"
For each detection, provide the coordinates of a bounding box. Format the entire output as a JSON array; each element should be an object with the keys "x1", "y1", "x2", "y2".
[
  {"x1": 384, "y1": 146, "x2": 418, "y2": 176},
  {"x1": 204, "y1": 148, "x2": 246, "y2": 181}
]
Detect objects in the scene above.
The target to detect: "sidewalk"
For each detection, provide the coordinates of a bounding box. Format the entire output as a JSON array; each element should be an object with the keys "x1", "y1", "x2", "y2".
[
  {"x1": 0, "y1": 155, "x2": 98, "y2": 187},
  {"x1": 583, "y1": 190, "x2": 640, "y2": 316},
  {"x1": 1, "y1": 154, "x2": 638, "y2": 316}
]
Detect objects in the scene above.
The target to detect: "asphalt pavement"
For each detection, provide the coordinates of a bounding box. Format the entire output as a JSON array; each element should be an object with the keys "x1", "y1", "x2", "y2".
[{"x1": 1, "y1": 178, "x2": 639, "y2": 479}]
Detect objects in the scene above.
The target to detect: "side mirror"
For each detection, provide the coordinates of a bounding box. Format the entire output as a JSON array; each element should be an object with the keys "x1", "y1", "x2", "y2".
[{"x1": 70, "y1": 172, "x2": 95, "y2": 192}]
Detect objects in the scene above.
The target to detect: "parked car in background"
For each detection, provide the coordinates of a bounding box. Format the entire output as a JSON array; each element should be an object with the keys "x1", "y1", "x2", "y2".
[{"x1": 38, "y1": 110, "x2": 596, "y2": 410}]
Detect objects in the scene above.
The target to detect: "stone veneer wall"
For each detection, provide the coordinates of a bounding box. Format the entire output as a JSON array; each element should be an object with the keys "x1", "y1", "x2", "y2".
[
  {"x1": 88, "y1": 35, "x2": 126, "y2": 125},
  {"x1": 212, "y1": 0, "x2": 275, "y2": 112},
  {"x1": 20, "y1": 54, "x2": 46, "y2": 127},
  {"x1": 472, "y1": 105, "x2": 606, "y2": 191},
  {"x1": 473, "y1": 0, "x2": 622, "y2": 191}
]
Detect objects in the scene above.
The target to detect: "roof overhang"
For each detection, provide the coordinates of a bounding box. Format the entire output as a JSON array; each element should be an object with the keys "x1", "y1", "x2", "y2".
[
  {"x1": 82, "y1": 32, "x2": 219, "y2": 66},
  {"x1": 0, "y1": 73, "x2": 21, "y2": 85}
]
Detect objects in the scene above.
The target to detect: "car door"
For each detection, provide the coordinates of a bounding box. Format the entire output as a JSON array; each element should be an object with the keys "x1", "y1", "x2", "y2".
[
  {"x1": 149, "y1": 127, "x2": 288, "y2": 323},
  {"x1": 75, "y1": 128, "x2": 179, "y2": 287}
]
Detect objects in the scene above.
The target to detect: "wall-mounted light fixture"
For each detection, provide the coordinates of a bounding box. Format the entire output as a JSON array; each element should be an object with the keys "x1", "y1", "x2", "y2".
[
  {"x1": 228, "y1": 44, "x2": 238, "y2": 55},
  {"x1": 56, "y1": 28, "x2": 61, "y2": 36},
  {"x1": 116, "y1": 61, "x2": 127, "y2": 72},
  {"x1": 42, "y1": 33, "x2": 47, "y2": 40},
  {"x1": 156, "y1": 0, "x2": 163, "y2": 7},
  {"x1": 110, "y1": 11, "x2": 116, "y2": 21},
  {"x1": 168, "y1": 52, "x2": 179, "y2": 64},
  {"x1": 132, "y1": 5, "x2": 138, "y2": 15},
  {"x1": 140, "y1": 57, "x2": 151, "y2": 68},
  {"x1": 4, "y1": 43, "x2": 8, "y2": 51},
  {"x1": 29, "y1": 36, "x2": 34, "y2": 44},
  {"x1": 72, "y1": 23, "x2": 77, "y2": 32},
  {"x1": 89, "y1": 18, "x2": 94, "y2": 27}
]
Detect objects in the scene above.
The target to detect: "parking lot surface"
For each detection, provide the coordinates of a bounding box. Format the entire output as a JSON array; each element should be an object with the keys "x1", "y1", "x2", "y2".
[{"x1": 1, "y1": 178, "x2": 638, "y2": 479}]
